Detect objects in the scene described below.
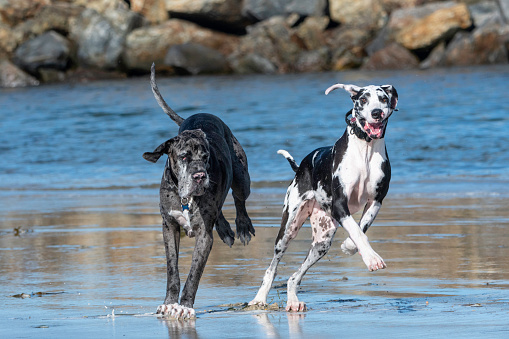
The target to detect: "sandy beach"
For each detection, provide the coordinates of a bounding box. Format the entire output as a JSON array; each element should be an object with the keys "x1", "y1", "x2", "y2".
[{"x1": 1, "y1": 185, "x2": 508, "y2": 338}]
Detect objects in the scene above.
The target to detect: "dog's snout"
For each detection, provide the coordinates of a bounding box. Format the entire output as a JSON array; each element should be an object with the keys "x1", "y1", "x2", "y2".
[
  {"x1": 193, "y1": 171, "x2": 207, "y2": 182},
  {"x1": 371, "y1": 109, "x2": 383, "y2": 120}
]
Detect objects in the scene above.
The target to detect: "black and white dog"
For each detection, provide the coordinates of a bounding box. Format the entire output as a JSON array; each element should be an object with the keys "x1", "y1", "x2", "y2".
[
  {"x1": 143, "y1": 64, "x2": 255, "y2": 319},
  {"x1": 249, "y1": 83, "x2": 398, "y2": 312}
]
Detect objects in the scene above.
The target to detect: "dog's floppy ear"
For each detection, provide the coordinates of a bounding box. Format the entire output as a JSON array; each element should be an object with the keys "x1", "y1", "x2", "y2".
[
  {"x1": 325, "y1": 83, "x2": 362, "y2": 96},
  {"x1": 143, "y1": 137, "x2": 178, "y2": 163},
  {"x1": 381, "y1": 85, "x2": 398, "y2": 110}
]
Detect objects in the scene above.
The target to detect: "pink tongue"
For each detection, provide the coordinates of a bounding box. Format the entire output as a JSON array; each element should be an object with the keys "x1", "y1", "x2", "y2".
[{"x1": 365, "y1": 122, "x2": 383, "y2": 138}]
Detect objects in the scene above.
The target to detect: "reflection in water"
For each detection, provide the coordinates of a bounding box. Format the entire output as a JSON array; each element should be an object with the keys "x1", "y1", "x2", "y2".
[{"x1": 162, "y1": 318, "x2": 198, "y2": 339}]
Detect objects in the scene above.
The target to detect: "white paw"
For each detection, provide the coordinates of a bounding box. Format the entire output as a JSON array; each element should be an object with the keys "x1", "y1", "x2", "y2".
[
  {"x1": 248, "y1": 299, "x2": 267, "y2": 307},
  {"x1": 361, "y1": 251, "x2": 387, "y2": 271},
  {"x1": 341, "y1": 237, "x2": 358, "y2": 255},
  {"x1": 285, "y1": 301, "x2": 307, "y2": 312},
  {"x1": 156, "y1": 303, "x2": 196, "y2": 319}
]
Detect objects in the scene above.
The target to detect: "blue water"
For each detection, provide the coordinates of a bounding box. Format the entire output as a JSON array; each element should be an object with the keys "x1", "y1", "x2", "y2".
[{"x1": 1, "y1": 65, "x2": 508, "y2": 197}]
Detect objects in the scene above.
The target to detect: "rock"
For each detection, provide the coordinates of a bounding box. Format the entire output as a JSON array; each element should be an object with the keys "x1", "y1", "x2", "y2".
[
  {"x1": 329, "y1": 0, "x2": 387, "y2": 29},
  {"x1": 444, "y1": 22, "x2": 509, "y2": 66},
  {"x1": 73, "y1": 0, "x2": 129, "y2": 13},
  {"x1": 70, "y1": 8, "x2": 143, "y2": 70},
  {"x1": 229, "y1": 53, "x2": 277, "y2": 74},
  {"x1": 420, "y1": 42, "x2": 446, "y2": 69},
  {"x1": 0, "y1": 57, "x2": 39, "y2": 87},
  {"x1": 295, "y1": 16, "x2": 329, "y2": 50},
  {"x1": 13, "y1": 31, "x2": 72, "y2": 76},
  {"x1": 0, "y1": 0, "x2": 50, "y2": 27},
  {"x1": 131, "y1": 0, "x2": 168, "y2": 24},
  {"x1": 164, "y1": 43, "x2": 229, "y2": 75},
  {"x1": 395, "y1": 3, "x2": 472, "y2": 52},
  {"x1": 242, "y1": 0, "x2": 327, "y2": 21},
  {"x1": 362, "y1": 43, "x2": 419, "y2": 70},
  {"x1": 165, "y1": 0, "x2": 246, "y2": 31},
  {"x1": 122, "y1": 19, "x2": 239, "y2": 73},
  {"x1": 468, "y1": 1, "x2": 505, "y2": 28},
  {"x1": 230, "y1": 16, "x2": 302, "y2": 73},
  {"x1": 295, "y1": 47, "x2": 330, "y2": 72},
  {"x1": 1, "y1": 3, "x2": 82, "y2": 53},
  {"x1": 387, "y1": 1, "x2": 459, "y2": 33},
  {"x1": 326, "y1": 26, "x2": 372, "y2": 70}
]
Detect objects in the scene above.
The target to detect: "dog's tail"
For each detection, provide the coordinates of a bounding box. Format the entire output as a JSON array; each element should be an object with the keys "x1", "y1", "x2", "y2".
[
  {"x1": 277, "y1": 150, "x2": 299, "y2": 172},
  {"x1": 150, "y1": 63, "x2": 184, "y2": 126}
]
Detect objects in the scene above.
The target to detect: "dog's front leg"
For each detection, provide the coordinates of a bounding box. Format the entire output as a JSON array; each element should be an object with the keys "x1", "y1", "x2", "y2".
[
  {"x1": 341, "y1": 201, "x2": 381, "y2": 255},
  {"x1": 177, "y1": 226, "x2": 214, "y2": 318},
  {"x1": 156, "y1": 217, "x2": 182, "y2": 316},
  {"x1": 332, "y1": 187, "x2": 385, "y2": 271}
]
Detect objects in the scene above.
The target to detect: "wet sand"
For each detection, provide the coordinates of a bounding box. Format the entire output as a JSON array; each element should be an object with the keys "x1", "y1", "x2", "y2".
[{"x1": 1, "y1": 186, "x2": 508, "y2": 338}]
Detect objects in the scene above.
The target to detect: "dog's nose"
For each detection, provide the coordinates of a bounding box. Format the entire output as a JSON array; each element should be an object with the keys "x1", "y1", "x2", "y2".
[
  {"x1": 371, "y1": 109, "x2": 383, "y2": 120},
  {"x1": 193, "y1": 172, "x2": 207, "y2": 182}
]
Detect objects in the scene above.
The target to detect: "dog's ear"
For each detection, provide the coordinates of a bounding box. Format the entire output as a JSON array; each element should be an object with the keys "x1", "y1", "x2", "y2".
[
  {"x1": 381, "y1": 85, "x2": 398, "y2": 110},
  {"x1": 143, "y1": 137, "x2": 178, "y2": 163},
  {"x1": 325, "y1": 83, "x2": 362, "y2": 96}
]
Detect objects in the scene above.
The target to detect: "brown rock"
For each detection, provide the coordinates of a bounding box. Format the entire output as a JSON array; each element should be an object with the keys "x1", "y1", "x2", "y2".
[
  {"x1": 362, "y1": 43, "x2": 419, "y2": 70},
  {"x1": 122, "y1": 19, "x2": 239, "y2": 72},
  {"x1": 0, "y1": 0, "x2": 50, "y2": 27},
  {"x1": 295, "y1": 16, "x2": 329, "y2": 50},
  {"x1": 295, "y1": 47, "x2": 330, "y2": 72},
  {"x1": 130, "y1": 0, "x2": 168, "y2": 24},
  {"x1": 395, "y1": 3, "x2": 472, "y2": 51},
  {"x1": 444, "y1": 23, "x2": 509, "y2": 66},
  {"x1": 329, "y1": 0, "x2": 387, "y2": 29},
  {"x1": 73, "y1": 0, "x2": 129, "y2": 13}
]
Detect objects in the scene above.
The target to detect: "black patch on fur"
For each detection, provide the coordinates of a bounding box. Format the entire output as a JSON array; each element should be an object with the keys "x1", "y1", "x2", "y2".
[{"x1": 375, "y1": 149, "x2": 391, "y2": 202}]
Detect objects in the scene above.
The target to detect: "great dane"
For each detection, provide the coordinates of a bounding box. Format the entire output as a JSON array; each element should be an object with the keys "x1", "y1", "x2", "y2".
[
  {"x1": 249, "y1": 83, "x2": 398, "y2": 312},
  {"x1": 143, "y1": 64, "x2": 255, "y2": 319}
]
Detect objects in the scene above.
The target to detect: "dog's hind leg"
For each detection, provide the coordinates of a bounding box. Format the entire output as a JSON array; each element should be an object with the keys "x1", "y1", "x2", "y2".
[
  {"x1": 249, "y1": 190, "x2": 313, "y2": 306},
  {"x1": 230, "y1": 134, "x2": 255, "y2": 245},
  {"x1": 286, "y1": 203, "x2": 337, "y2": 312},
  {"x1": 215, "y1": 211, "x2": 235, "y2": 247}
]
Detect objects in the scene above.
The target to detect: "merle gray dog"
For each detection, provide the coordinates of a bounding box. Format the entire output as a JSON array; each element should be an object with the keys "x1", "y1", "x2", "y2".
[
  {"x1": 249, "y1": 83, "x2": 398, "y2": 312},
  {"x1": 143, "y1": 64, "x2": 255, "y2": 319}
]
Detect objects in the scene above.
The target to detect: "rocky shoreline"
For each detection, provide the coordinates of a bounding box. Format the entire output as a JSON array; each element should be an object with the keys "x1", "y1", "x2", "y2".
[{"x1": 1, "y1": 0, "x2": 508, "y2": 87}]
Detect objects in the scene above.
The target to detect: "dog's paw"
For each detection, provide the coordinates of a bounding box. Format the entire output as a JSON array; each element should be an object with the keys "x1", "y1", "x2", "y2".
[
  {"x1": 341, "y1": 237, "x2": 358, "y2": 255},
  {"x1": 156, "y1": 303, "x2": 196, "y2": 320},
  {"x1": 285, "y1": 301, "x2": 307, "y2": 312},
  {"x1": 215, "y1": 215, "x2": 235, "y2": 247},
  {"x1": 361, "y1": 251, "x2": 387, "y2": 271},
  {"x1": 236, "y1": 215, "x2": 255, "y2": 245},
  {"x1": 248, "y1": 299, "x2": 267, "y2": 307}
]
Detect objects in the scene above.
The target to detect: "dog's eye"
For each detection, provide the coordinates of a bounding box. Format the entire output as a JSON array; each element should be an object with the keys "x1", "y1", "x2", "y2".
[
  {"x1": 361, "y1": 98, "x2": 367, "y2": 104},
  {"x1": 382, "y1": 98, "x2": 388, "y2": 103}
]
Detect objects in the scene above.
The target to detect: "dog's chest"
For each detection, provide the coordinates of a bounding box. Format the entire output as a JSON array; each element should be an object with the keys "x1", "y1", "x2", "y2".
[{"x1": 334, "y1": 139, "x2": 387, "y2": 212}]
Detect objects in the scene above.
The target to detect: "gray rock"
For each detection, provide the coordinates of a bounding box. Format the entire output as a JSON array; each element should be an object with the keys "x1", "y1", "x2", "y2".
[
  {"x1": 0, "y1": 57, "x2": 39, "y2": 88},
  {"x1": 70, "y1": 8, "x2": 143, "y2": 70},
  {"x1": 165, "y1": 0, "x2": 246, "y2": 28},
  {"x1": 242, "y1": 0, "x2": 326, "y2": 21},
  {"x1": 469, "y1": 1, "x2": 505, "y2": 27},
  {"x1": 420, "y1": 42, "x2": 446, "y2": 69},
  {"x1": 164, "y1": 43, "x2": 229, "y2": 75},
  {"x1": 229, "y1": 53, "x2": 277, "y2": 74},
  {"x1": 295, "y1": 47, "x2": 330, "y2": 72},
  {"x1": 13, "y1": 31, "x2": 71, "y2": 75}
]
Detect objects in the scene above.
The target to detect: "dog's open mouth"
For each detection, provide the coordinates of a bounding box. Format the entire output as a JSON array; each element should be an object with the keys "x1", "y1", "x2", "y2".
[{"x1": 362, "y1": 120, "x2": 386, "y2": 139}]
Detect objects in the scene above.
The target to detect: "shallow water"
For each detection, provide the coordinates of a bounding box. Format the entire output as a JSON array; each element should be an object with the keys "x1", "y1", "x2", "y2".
[{"x1": 1, "y1": 66, "x2": 509, "y2": 337}]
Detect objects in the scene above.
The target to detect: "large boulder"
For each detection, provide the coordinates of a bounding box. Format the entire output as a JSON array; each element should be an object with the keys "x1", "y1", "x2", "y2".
[
  {"x1": 70, "y1": 8, "x2": 144, "y2": 70},
  {"x1": 122, "y1": 19, "x2": 239, "y2": 73},
  {"x1": 164, "y1": 43, "x2": 229, "y2": 75},
  {"x1": 0, "y1": 57, "x2": 39, "y2": 87},
  {"x1": 73, "y1": 0, "x2": 129, "y2": 13},
  {"x1": 295, "y1": 16, "x2": 329, "y2": 50},
  {"x1": 326, "y1": 26, "x2": 373, "y2": 70},
  {"x1": 242, "y1": 0, "x2": 327, "y2": 21},
  {"x1": 395, "y1": 3, "x2": 472, "y2": 52},
  {"x1": 13, "y1": 30, "x2": 72, "y2": 75},
  {"x1": 444, "y1": 22, "x2": 509, "y2": 66},
  {"x1": 0, "y1": 3, "x2": 82, "y2": 53},
  {"x1": 329, "y1": 0, "x2": 386, "y2": 29},
  {"x1": 362, "y1": 43, "x2": 419, "y2": 70},
  {"x1": 468, "y1": 1, "x2": 506, "y2": 28}
]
